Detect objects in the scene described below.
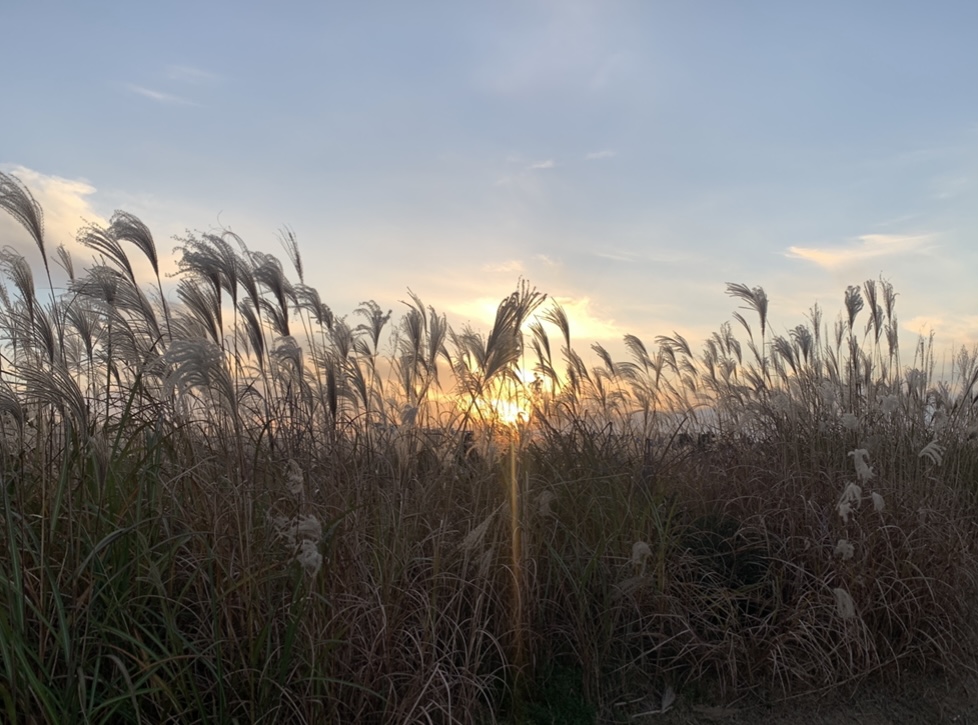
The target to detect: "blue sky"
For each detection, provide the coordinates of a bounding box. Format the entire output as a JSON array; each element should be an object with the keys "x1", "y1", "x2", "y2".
[{"x1": 2, "y1": 0, "x2": 977, "y2": 365}]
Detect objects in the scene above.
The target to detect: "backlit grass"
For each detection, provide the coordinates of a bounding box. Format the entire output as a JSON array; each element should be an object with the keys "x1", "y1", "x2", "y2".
[{"x1": 1, "y1": 170, "x2": 977, "y2": 723}]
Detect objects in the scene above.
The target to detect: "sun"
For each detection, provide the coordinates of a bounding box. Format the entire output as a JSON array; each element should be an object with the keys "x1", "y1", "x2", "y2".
[
  {"x1": 467, "y1": 395, "x2": 531, "y2": 428},
  {"x1": 492, "y1": 398, "x2": 530, "y2": 427}
]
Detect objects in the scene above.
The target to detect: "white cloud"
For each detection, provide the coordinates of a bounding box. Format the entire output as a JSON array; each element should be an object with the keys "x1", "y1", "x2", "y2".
[
  {"x1": 528, "y1": 159, "x2": 555, "y2": 170},
  {"x1": 593, "y1": 250, "x2": 631, "y2": 263},
  {"x1": 929, "y1": 174, "x2": 971, "y2": 201},
  {"x1": 125, "y1": 84, "x2": 195, "y2": 106},
  {"x1": 533, "y1": 254, "x2": 558, "y2": 267},
  {"x1": 165, "y1": 65, "x2": 219, "y2": 84},
  {"x1": 585, "y1": 149, "x2": 616, "y2": 160},
  {"x1": 786, "y1": 234, "x2": 936, "y2": 270},
  {"x1": 0, "y1": 166, "x2": 105, "y2": 278},
  {"x1": 0, "y1": 165, "x2": 168, "y2": 285},
  {"x1": 904, "y1": 313, "x2": 978, "y2": 348},
  {"x1": 483, "y1": 259, "x2": 525, "y2": 274}
]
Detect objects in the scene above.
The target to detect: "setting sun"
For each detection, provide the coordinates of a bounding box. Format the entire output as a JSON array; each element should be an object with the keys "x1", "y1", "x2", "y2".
[{"x1": 468, "y1": 395, "x2": 531, "y2": 428}]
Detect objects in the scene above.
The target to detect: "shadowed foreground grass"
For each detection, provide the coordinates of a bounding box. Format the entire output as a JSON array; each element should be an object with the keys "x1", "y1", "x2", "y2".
[{"x1": 1, "y1": 170, "x2": 977, "y2": 723}]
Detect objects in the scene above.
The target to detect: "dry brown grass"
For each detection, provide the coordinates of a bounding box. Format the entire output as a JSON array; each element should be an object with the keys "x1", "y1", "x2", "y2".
[{"x1": 0, "y1": 170, "x2": 977, "y2": 723}]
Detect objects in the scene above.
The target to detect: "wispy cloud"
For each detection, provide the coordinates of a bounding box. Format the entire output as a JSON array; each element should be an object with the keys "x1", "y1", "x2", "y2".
[
  {"x1": 126, "y1": 84, "x2": 195, "y2": 106},
  {"x1": 787, "y1": 234, "x2": 936, "y2": 269},
  {"x1": 585, "y1": 149, "x2": 616, "y2": 160},
  {"x1": 494, "y1": 158, "x2": 556, "y2": 186},
  {"x1": 534, "y1": 254, "x2": 558, "y2": 267},
  {"x1": 593, "y1": 250, "x2": 632, "y2": 263},
  {"x1": 483, "y1": 259, "x2": 525, "y2": 274},
  {"x1": 905, "y1": 313, "x2": 978, "y2": 345},
  {"x1": 165, "y1": 65, "x2": 219, "y2": 84},
  {"x1": 929, "y1": 174, "x2": 970, "y2": 200}
]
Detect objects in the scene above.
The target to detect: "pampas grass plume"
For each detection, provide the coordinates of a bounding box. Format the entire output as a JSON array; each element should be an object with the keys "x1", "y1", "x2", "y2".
[{"x1": 833, "y1": 587, "x2": 856, "y2": 619}]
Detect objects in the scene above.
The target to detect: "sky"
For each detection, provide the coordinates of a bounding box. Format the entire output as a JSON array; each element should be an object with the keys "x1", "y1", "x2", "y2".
[{"x1": 2, "y1": 0, "x2": 977, "y2": 370}]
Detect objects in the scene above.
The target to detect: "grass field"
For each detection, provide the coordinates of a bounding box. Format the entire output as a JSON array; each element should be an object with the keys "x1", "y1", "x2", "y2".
[{"x1": 1, "y1": 170, "x2": 977, "y2": 723}]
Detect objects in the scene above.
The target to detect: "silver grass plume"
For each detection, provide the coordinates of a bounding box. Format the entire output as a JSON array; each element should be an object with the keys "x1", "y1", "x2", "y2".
[
  {"x1": 295, "y1": 284, "x2": 333, "y2": 329},
  {"x1": 79, "y1": 223, "x2": 136, "y2": 285},
  {"x1": 355, "y1": 300, "x2": 392, "y2": 355},
  {"x1": 541, "y1": 301, "x2": 571, "y2": 352},
  {"x1": 0, "y1": 249, "x2": 37, "y2": 325},
  {"x1": 238, "y1": 301, "x2": 267, "y2": 372},
  {"x1": 279, "y1": 226, "x2": 303, "y2": 283},
  {"x1": 790, "y1": 324, "x2": 814, "y2": 365},
  {"x1": 260, "y1": 297, "x2": 291, "y2": 338},
  {"x1": 110, "y1": 211, "x2": 159, "y2": 279},
  {"x1": 64, "y1": 299, "x2": 101, "y2": 368},
  {"x1": 18, "y1": 361, "x2": 90, "y2": 434},
  {"x1": 55, "y1": 243, "x2": 75, "y2": 281},
  {"x1": 0, "y1": 379, "x2": 24, "y2": 429},
  {"x1": 176, "y1": 278, "x2": 222, "y2": 345},
  {"x1": 844, "y1": 285, "x2": 864, "y2": 334},
  {"x1": 162, "y1": 338, "x2": 236, "y2": 413},
  {"x1": 110, "y1": 210, "x2": 171, "y2": 338},
  {"x1": 863, "y1": 278, "x2": 884, "y2": 344},
  {"x1": 0, "y1": 172, "x2": 49, "y2": 280},
  {"x1": 251, "y1": 251, "x2": 294, "y2": 336},
  {"x1": 726, "y1": 283, "x2": 768, "y2": 338}
]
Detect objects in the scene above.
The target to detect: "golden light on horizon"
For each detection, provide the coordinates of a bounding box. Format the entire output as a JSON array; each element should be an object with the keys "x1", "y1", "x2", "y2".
[
  {"x1": 493, "y1": 398, "x2": 530, "y2": 427},
  {"x1": 468, "y1": 396, "x2": 531, "y2": 428}
]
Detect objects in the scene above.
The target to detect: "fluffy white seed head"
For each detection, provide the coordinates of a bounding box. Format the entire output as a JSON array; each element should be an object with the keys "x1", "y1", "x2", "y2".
[
  {"x1": 460, "y1": 511, "x2": 495, "y2": 554},
  {"x1": 286, "y1": 459, "x2": 304, "y2": 497},
  {"x1": 631, "y1": 541, "x2": 652, "y2": 567},
  {"x1": 819, "y1": 381, "x2": 838, "y2": 408},
  {"x1": 297, "y1": 539, "x2": 323, "y2": 577},
  {"x1": 296, "y1": 514, "x2": 322, "y2": 541},
  {"x1": 848, "y1": 448, "x2": 874, "y2": 482},
  {"x1": 537, "y1": 490, "x2": 556, "y2": 518},
  {"x1": 838, "y1": 481, "x2": 862, "y2": 524},
  {"x1": 834, "y1": 539, "x2": 854, "y2": 560},
  {"x1": 919, "y1": 439, "x2": 945, "y2": 467},
  {"x1": 270, "y1": 514, "x2": 298, "y2": 547},
  {"x1": 833, "y1": 587, "x2": 856, "y2": 619}
]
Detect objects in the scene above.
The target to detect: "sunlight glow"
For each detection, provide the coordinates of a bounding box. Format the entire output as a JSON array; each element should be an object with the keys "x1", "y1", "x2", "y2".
[
  {"x1": 493, "y1": 398, "x2": 530, "y2": 427},
  {"x1": 468, "y1": 395, "x2": 532, "y2": 428}
]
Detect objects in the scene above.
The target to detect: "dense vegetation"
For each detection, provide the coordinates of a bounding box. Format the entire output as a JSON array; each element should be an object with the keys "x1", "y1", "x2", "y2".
[{"x1": 0, "y1": 171, "x2": 976, "y2": 723}]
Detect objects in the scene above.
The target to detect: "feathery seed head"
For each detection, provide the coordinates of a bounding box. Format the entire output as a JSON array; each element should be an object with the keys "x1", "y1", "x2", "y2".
[
  {"x1": 537, "y1": 490, "x2": 556, "y2": 518},
  {"x1": 460, "y1": 511, "x2": 496, "y2": 554},
  {"x1": 295, "y1": 514, "x2": 322, "y2": 541},
  {"x1": 0, "y1": 172, "x2": 47, "y2": 272},
  {"x1": 834, "y1": 539, "x2": 855, "y2": 560},
  {"x1": 833, "y1": 587, "x2": 856, "y2": 619},
  {"x1": 880, "y1": 394, "x2": 900, "y2": 414},
  {"x1": 819, "y1": 381, "x2": 838, "y2": 408},
  {"x1": 631, "y1": 541, "x2": 652, "y2": 567},
  {"x1": 919, "y1": 439, "x2": 945, "y2": 467},
  {"x1": 297, "y1": 539, "x2": 323, "y2": 577},
  {"x1": 838, "y1": 481, "x2": 862, "y2": 524},
  {"x1": 848, "y1": 448, "x2": 874, "y2": 482}
]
